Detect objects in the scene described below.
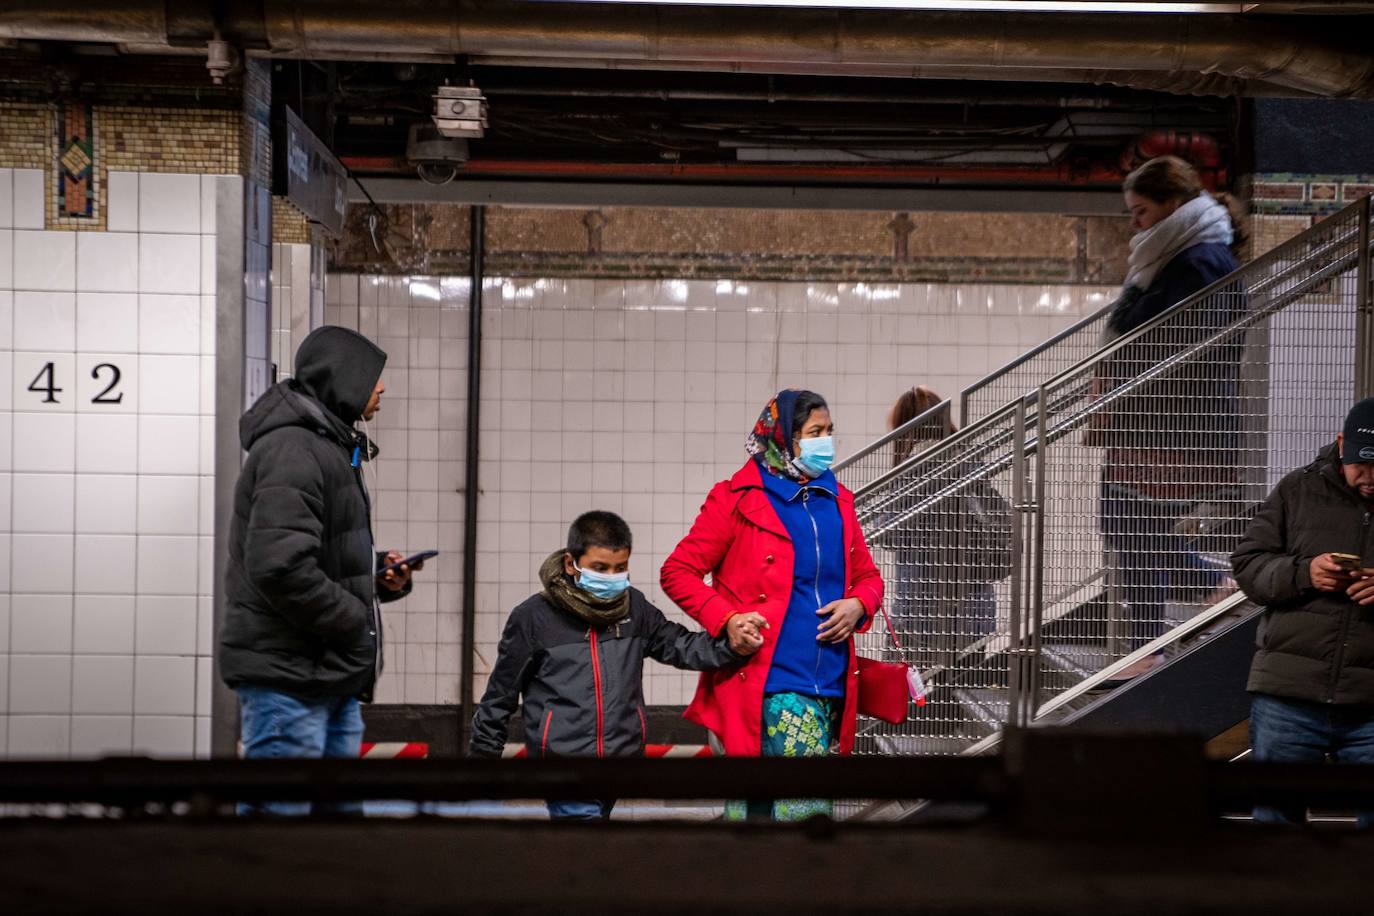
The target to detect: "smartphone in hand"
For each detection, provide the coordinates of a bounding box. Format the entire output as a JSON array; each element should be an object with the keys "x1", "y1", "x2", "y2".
[{"x1": 379, "y1": 550, "x2": 438, "y2": 577}]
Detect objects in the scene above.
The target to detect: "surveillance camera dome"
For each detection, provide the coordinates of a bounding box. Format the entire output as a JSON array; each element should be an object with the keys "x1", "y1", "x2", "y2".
[
  {"x1": 416, "y1": 162, "x2": 458, "y2": 185},
  {"x1": 406, "y1": 123, "x2": 468, "y2": 185}
]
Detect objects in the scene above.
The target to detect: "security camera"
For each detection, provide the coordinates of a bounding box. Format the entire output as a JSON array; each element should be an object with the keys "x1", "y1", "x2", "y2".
[{"x1": 407, "y1": 123, "x2": 468, "y2": 185}]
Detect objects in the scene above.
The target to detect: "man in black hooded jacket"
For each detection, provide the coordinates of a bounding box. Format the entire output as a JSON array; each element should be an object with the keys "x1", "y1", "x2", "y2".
[{"x1": 220, "y1": 326, "x2": 418, "y2": 810}]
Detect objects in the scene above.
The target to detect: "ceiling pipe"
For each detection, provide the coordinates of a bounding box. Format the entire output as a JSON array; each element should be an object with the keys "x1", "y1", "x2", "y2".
[
  {"x1": 2, "y1": 1, "x2": 1371, "y2": 98},
  {"x1": 337, "y1": 154, "x2": 1193, "y2": 187},
  {"x1": 466, "y1": 56, "x2": 1313, "y2": 98}
]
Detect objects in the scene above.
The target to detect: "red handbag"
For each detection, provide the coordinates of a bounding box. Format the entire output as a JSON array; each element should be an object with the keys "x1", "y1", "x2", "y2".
[{"x1": 855, "y1": 604, "x2": 919, "y2": 725}]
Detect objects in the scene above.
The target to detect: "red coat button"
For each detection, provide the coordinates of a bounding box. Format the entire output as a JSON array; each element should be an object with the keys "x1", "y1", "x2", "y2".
[
  {"x1": 765, "y1": 555, "x2": 774, "y2": 564},
  {"x1": 757, "y1": 593, "x2": 766, "y2": 602}
]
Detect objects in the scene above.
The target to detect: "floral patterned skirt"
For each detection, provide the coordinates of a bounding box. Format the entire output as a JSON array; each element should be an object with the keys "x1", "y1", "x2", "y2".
[{"x1": 724, "y1": 691, "x2": 840, "y2": 822}]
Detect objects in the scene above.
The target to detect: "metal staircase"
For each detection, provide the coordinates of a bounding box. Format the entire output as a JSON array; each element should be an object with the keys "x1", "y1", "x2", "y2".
[{"x1": 841, "y1": 196, "x2": 1374, "y2": 773}]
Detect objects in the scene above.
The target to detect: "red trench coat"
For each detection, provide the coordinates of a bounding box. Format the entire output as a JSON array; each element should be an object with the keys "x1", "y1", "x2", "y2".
[{"x1": 660, "y1": 460, "x2": 885, "y2": 756}]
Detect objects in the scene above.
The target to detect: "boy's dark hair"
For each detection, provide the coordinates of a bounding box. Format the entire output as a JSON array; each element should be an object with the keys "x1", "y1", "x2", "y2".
[
  {"x1": 567, "y1": 510, "x2": 633, "y2": 559},
  {"x1": 791, "y1": 390, "x2": 830, "y2": 439}
]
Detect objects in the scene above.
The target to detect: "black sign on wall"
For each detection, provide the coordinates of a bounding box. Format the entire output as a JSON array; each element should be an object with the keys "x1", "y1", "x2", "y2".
[{"x1": 273, "y1": 106, "x2": 348, "y2": 237}]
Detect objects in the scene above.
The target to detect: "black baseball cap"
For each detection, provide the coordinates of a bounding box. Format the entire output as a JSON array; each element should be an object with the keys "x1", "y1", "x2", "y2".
[{"x1": 1342, "y1": 397, "x2": 1374, "y2": 464}]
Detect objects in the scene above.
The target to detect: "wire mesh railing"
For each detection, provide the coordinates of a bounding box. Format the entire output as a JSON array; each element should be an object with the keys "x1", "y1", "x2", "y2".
[{"x1": 852, "y1": 196, "x2": 1373, "y2": 759}]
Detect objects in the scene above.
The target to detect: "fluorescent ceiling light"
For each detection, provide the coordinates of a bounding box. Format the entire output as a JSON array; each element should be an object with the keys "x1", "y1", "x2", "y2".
[{"x1": 547, "y1": 1, "x2": 1252, "y2": 11}]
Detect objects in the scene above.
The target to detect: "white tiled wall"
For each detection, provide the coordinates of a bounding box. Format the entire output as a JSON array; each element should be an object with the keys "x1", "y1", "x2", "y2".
[
  {"x1": 326, "y1": 273, "x2": 1112, "y2": 707},
  {"x1": 271, "y1": 242, "x2": 325, "y2": 378},
  {"x1": 1, "y1": 169, "x2": 228, "y2": 759}
]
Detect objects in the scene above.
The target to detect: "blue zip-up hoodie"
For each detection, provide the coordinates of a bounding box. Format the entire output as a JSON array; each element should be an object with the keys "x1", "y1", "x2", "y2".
[{"x1": 759, "y1": 467, "x2": 849, "y2": 698}]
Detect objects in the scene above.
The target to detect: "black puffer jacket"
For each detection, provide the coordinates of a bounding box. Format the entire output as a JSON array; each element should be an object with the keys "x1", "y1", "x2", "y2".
[
  {"x1": 469, "y1": 588, "x2": 741, "y2": 758},
  {"x1": 220, "y1": 326, "x2": 406, "y2": 701},
  {"x1": 1232, "y1": 443, "x2": 1374, "y2": 705}
]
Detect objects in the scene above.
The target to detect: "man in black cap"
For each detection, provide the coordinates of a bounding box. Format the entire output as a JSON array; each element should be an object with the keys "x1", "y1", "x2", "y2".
[
  {"x1": 220, "y1": 326, "x2": 422, "y2": 813},
  {"x1": 1231, "y1": 397, "x2": 1374, "y2": 827}
]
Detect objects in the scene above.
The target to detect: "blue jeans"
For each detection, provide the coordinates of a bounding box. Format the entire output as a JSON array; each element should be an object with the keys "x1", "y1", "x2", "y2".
[
  {"x1": 237, "y1": 686, "x2": 364, "y2": 816},
  {"x1": 546, "y1": 799, "x2": 615, "y2": 820},
  {"x1": 1250, "y1": 692, "x2": 1374, "y2": 828}
]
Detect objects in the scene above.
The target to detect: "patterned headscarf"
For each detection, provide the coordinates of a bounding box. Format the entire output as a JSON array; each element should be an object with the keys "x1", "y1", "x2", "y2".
[{"x1": 746, "y1": 389, "x2": 808, "y2": 482}]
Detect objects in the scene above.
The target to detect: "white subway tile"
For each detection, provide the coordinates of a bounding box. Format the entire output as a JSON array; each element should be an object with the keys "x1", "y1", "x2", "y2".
[
  {"x1": 135, "y1": 595, "x2": 198, "y2": 655},
  {"x1": 65, "y1": 596, "x2": 137, "y2": 663},
  {"x1": 75, "y1": 353, "x2": 137, "y2": 414},
  {"x1": 137, "y1": 354, "x2": 200, "y2": 414},
  {"x1": 10, "y1": 594, "x2": 73, "y2": 654},
  {"x1": 72, "y1": 655, "x2": 136, "y2": 714},
  {"x1": 10, "y1": 655, "x2": 73, "y2": 714},
  {"x1": 139, "y1": 233, "x2": 200, "y2": 294},
  {"x1": 134, "y1": 535, "x2": 200, "y2": 596},
  {"x1": 13, "y1": 412, "x2": 76, "y2": 473},
  {"x1": 12, "y1": 168, "x2": 44, "y2": 229},
  {"x1": 134, "y1": 656, "x2": 196, "y2": 716},
  {"x1": 199, "y1": 175, "x2": 220, "y2": 234},
  {"x1": 14, "y1": 230, "x2": 76, "y2": 291},
  {"x1": 76, "y1": 231, "x2": 139, "y2": 292},
  {"x1": 14, "y1": 290, "x2": 76, "y2": 351},
  {"x1": 0, "y1": 168, "x2": 12, "y2": 228},
  {"x1": 106, "y1": 171, "x2": 138, "y2": 232},
  {"x1": 12, "y1": 473, "x2": 74, "y2": 534},
  {"x1": 132, "y1": 715, "x2": 195, "y2": 757},
  {"x1": 138, "y1": 173, "x2": 200, "y2": 234},
  {"x1": 135, "y1": 474, "x2": 199, "y2": 536},
  {"x1": 74, "y1": 534, "x2": 137, "y2": 594},
  {"x1": 137, "y1": 415, "x2": 199, "y2": 474},
  {"x1": 76, "y1": 292, "x2": 139, "y2": 353},
  {"x1": 0, "y1": 229, "x2": 11, "y2": 290},
  {"x1": 76, "y1": 413, "x2": 138, "y2": 474},
  {"x1": 71, "y1": 715, "x2": 135, "y2": 757},
  {"x1": 138, "y1": 293, "x2": 201, "y2": 355},
  {"x1": 7, "y1": 715, "x2": 70, "y2": 758}
]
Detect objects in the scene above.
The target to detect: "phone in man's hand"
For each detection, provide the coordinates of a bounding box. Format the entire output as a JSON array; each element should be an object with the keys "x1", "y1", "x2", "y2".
[
  {"x1": 1330, "y1": 552, "x2": 1361, "y2": 573},
  {"x1": 379, "y1": 550, "x2": 438, "y2": 577}
]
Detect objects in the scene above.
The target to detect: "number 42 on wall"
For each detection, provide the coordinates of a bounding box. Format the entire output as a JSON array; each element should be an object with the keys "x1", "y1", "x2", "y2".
[{"x1": 26, "y1": 361, "x2": 125, "y2": 405}]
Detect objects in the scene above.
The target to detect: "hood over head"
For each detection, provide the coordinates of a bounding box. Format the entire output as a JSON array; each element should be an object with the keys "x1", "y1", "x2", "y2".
[{"x1": 294, "y1": 326, "x2": 387, "y2": 425}]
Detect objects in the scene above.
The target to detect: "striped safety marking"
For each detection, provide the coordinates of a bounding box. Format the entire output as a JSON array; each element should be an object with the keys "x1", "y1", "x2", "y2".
[
  {"x1": 502, "y1": 744, "x2": 710, "y2": 758},
  {"x1": 360, "y1": 742, "x2": 429, "y2": 759}
]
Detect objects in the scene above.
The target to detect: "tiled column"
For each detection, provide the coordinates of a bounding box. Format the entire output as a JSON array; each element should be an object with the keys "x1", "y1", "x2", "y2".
[{"x1": 1, "y1": 169, "x2": 227, "y2": 758}]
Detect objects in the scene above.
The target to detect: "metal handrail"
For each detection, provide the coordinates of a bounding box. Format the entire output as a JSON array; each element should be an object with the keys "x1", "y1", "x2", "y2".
[
  {"x1": 832, "y1": 397, "x2": 953, "y2": 478},
  {"x1": 862, "y1": 237, "x2": 1361, "y2": 547},
  {"x1": 838, "y1": 198, "x2": 1365, "y2": 488},
  {"x1": 956, "y1": 300, "x2": 1112, "y2": 423}
]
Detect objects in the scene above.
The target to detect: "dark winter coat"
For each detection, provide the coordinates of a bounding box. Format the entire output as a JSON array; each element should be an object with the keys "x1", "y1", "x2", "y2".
[
  {"x1": 1232, "y1": 443, "x2": 1374, "y2": 705},
  {"x1": 469, "y1": 587, "x2": 742, "y2": 758},
  {"x1": 219, "y1": 326, "x2": 406, "y2": 701}
]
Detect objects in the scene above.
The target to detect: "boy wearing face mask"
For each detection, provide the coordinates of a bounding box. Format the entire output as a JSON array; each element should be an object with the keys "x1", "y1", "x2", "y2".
[{"x1": 469, "y1": 510, "x2": 767, "y2": 820}]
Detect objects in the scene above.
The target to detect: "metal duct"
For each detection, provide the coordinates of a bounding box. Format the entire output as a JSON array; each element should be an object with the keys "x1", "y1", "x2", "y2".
[{"x1": 2, "y1": 0, "x2": 1373, "y2": 98}]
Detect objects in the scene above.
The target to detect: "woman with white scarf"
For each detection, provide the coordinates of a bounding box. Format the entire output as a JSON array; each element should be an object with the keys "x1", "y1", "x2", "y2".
[{"x1": 1087, "y1": 156, "x2": 1245, "y2": 681}]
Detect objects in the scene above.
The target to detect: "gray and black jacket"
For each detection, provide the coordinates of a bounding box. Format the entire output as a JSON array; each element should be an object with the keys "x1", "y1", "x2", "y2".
[
  {"x1": 1231, "y1": 443, "x2": 1374, "y2": 705},
  {"x1": 220, "y1": 326, "x2": 408, "y2": 702},
  {"x1": 469, "y1": 588, "x2": 742, "y2": 758}
]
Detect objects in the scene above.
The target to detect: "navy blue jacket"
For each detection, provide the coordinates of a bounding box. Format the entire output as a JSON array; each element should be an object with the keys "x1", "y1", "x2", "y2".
[
  {"x1": 759, "y1": 469, "x2": 849, "y2": 698},
  {"x1": 1099, "y1": 240, "x2": 1243, "y2": 454}
]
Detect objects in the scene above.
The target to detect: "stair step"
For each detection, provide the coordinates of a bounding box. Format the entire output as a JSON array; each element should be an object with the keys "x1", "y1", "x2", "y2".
[{"x1": 952, "y1": 687, "x2": 1009, "y2": 733}]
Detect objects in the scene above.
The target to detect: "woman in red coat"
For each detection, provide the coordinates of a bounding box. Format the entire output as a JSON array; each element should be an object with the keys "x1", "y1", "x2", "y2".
[{"x1": 661, "y1": 389, "x2": 884, "y2": 820}]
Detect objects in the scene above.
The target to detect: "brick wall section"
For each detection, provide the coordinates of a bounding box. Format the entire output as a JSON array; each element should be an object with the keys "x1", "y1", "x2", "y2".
[
  {"x1": 0, "y1": 103, "x2": 48, "y2": 169},
  {"x1": 272, "y1": 196, "x2": 312, "y2": 244},
  {"x1": 0, "y1": 102, "x2": 240, "y2": 231},
  {"x1": 332, "y1": 202, "x2": 1137, "y2": 284}
]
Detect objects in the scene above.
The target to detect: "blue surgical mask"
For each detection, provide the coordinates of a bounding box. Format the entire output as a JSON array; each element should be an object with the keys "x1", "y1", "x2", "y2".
[
  {"x1": 574, "y1": 563, "x2": 631, "y2": 600},
  {"x1": 795, "y1": 435, "x2": 835, "y2": 477}
]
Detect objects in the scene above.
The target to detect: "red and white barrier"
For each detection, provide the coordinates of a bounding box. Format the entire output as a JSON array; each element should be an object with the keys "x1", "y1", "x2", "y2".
[
  {"x1": 360, "y1": 742, "x2": 429, "y2": 758},
  {"x1": 502, "y1": 744, "x2": 710, "y2": 758}
]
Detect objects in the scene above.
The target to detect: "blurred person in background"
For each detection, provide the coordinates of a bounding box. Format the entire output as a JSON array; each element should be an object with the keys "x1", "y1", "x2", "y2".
[{"x1": 1086, "y1": 155, "x2": 1247, "y2": 679}]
